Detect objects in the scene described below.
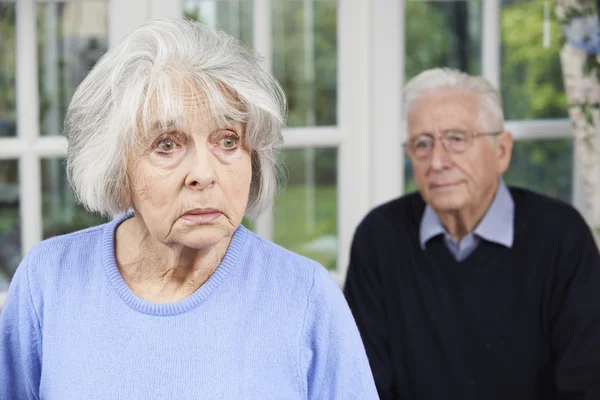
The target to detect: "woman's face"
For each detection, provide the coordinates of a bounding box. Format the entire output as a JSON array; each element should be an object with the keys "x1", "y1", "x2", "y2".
[{"x1": 126, "y1": 89, "x2": 252, "y2": 250}]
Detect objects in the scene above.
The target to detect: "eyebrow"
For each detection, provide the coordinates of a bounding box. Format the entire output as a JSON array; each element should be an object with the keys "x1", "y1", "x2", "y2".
[
  {"x1": 149, "y1": 119, "x2": 182, "y2": 132},
  {"x1": 414, "y1": 128, "x2": 470, "y2": 136}
]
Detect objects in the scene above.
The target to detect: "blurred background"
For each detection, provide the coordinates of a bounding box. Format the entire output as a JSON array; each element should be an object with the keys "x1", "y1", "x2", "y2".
[{"x1": 0, "y1": 0, "x2": 597, "y2": 300}]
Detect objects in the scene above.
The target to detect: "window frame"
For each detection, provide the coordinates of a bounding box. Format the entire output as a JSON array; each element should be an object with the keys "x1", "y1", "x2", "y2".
[{"x1": 0, "y1": 0, "x2": 581, "y2": 306}]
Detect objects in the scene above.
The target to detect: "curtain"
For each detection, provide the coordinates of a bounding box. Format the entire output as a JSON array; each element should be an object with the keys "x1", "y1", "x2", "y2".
[{"x1": 556, "y1": 0, "x2": 600, "y2": 243}]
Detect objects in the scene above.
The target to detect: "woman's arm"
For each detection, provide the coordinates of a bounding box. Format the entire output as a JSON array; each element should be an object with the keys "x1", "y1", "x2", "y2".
[
  {"x1": 0, "y1": 255, "x2": 42, "y2": 400},
  {"x1": 299, "y1": 264, "x2": 379, "y2": 400}
]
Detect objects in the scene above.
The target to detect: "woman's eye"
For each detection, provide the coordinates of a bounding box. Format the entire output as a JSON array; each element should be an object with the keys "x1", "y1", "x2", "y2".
[
  {"x1": 219, "y1": 136, "x2": 239, "y2": 150},
  {"x1": 155, "y1": 138, "x2": 177, "y2": 152}
]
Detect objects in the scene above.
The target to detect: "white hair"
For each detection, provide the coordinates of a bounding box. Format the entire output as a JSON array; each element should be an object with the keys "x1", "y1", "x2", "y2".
[
  {"x1": 65, "y1": 17, "x2": 286, "y2": 220},
  {"x1": 403, "y1": 68, "x2": 504, "y2": 132}
]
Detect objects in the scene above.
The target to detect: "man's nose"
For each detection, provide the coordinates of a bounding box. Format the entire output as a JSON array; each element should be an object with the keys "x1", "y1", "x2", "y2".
[{"x1": 429, "y1": 139, "x2": 452, "y2": 170}]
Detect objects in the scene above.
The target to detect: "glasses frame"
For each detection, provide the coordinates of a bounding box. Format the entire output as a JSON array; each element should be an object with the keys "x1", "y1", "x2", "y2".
[{"x1": 403, "y1": 130, "x2": 503, "y2": 159}]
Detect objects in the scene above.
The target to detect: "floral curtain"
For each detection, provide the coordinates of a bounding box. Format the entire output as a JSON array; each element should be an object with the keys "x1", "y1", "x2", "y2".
[{"x1": 556, "y1": 0, "x2": 600, "y2": 243}]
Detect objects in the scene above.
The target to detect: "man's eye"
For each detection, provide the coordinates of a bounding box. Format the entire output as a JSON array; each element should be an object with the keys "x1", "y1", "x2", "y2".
[
  {"x1": 415, "y1": 139, "x2": 431, "y2": 148},
  {"x1": 446, "y1": 132, "x2": 467, "y2": 142}
]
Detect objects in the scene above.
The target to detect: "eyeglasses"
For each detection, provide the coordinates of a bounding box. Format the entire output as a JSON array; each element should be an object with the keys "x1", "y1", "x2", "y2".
[{"x1": 403, "y1": 130, "x2": 502, "y2": 159}]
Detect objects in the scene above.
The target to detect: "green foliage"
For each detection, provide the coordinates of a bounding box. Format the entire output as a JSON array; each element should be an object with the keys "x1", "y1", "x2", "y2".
[
  {"x1": 405, "y1": 1, "x2": 479, "y2": 80},
  {"x1": 0, "y1": 4, "x2": 16, "y2": 135},
  {"x1": 405, "y1": 0, "x2": 574, "y2": 201},
  {"x1": 273, "y1": 184, "x2": 337, "y2": 270},
  {"x1": 272, "y1": 1, "x2": 337, "y2": 127},
  {"x1": 279, "y1": 148, "x2": 336, "y2": 186},
  {"x1": 500, "y1": 1, "x2": 572, "y2": 201},
  {"x1": 501, "y1": 0, "x2": 567, "y2": 119}
]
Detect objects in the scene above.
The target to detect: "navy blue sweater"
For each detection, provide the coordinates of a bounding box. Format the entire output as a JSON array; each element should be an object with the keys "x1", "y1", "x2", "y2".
[{"x1": 344, "y1": 188, "x2": 600, "y2": 399}]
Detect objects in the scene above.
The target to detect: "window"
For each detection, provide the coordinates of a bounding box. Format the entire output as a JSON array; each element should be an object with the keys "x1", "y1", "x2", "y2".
[
  {"x1": 405, "y1": 0, "x2": 482, "y2": 80},
  {"x1": 185, "y1": 0, "x2": 345, "y2": 280},
  {"x1": 0, "y1": 0, "x2": 109, "y2": 295},
  {"x1": 0, "y1": 0, "x2": 579, "y2": 301},
  {"x1": 404, "y1": 0, "x2": 483, "y2": 193},
  {"x1": 0, "y1": 160, "x2": 18, "y2": 292},
  {"x1": 500, "y1": 0, "x2": 573, "y2": 201},
  {"x1": 273, "y1": 148, "x2": 338, "y2": 271},
  {"x1": 403, "y1": 0, "x2": 574, "y2": 207}
]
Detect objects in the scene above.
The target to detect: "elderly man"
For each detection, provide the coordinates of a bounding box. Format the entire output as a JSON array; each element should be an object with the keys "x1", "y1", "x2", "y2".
[{"x1": 344, "y1": 68, "x2": 600, "y2": 400}]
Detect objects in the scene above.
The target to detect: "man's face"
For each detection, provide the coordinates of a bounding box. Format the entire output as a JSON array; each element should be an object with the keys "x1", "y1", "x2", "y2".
[{"x1": 407, "y1": 89, "x2": 513, "y2": 215}]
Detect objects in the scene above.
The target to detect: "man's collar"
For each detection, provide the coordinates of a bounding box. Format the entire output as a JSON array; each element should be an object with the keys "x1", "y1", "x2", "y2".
[{"x1": 419, "y1": 179, "x2": 515, "y2": 249}]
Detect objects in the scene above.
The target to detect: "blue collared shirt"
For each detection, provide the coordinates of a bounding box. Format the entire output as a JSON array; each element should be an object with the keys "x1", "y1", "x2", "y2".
[{"x1": 419, "y1": 180, "x2": 515, "y2": 261}]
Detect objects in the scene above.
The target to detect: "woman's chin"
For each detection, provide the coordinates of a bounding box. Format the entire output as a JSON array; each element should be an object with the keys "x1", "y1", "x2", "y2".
[{"x1": 172, "y1": 224, "x2": 232, "y2": 249}]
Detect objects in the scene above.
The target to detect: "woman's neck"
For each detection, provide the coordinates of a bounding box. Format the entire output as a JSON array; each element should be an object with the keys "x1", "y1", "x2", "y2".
[{"x1": 114, "y1": 217, "x2": 230, "y2": 303}]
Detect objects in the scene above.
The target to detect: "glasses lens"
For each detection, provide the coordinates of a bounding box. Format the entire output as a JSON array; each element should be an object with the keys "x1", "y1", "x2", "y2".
[
  {"x1": 444, "y1": 130, "x2": 470, "y2": 153},
  {"x1": 412, "y1": 135, "x2": 433, "y2": 158}
]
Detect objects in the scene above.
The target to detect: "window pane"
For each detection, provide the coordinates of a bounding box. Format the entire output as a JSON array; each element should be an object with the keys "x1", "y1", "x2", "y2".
[
  {"x1": 501, "y1": 0, "x2": 567, "y2": 119},
  {"x1": 404, "y1": 158, "x2": 417, "y2": 195},
  {"x1": 38, "y1": 2, "x2": 108, "y2": 136},
  {"x1": 272, "y1": 0, "x2": 337, "y2": 127},
  {"x1": 184, "y1": 0, "x2": 253, "y2": 45},
  {"x1": 41, "y1": 158, "x2": 108, "y2": 239},
  {"x1": 274, "y1": 148, "x2": 337, "y2": 270},
  {"x1": 504, "y1": 138, "x2": 573, "y2": 203},
  {"x1": 405, "y1": 0, "x2": 482, "y2": 81},
  {"x1": 0, "y1": 4, "x2": 16, "y2": 137},
  {"x1": 403, "y1": 138, "x2": 574, "y2": 204},
  {"x1": 0, "y1": 160, "x2": 19, "y2": 290}
]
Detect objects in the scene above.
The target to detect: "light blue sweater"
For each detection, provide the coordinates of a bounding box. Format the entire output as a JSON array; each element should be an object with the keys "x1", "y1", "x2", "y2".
[{"x1": 0, "y1": 214, "x2": 378, "y2": 399}]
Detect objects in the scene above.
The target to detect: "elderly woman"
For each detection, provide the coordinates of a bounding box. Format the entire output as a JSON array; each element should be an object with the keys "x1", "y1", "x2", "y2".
[{"x1": 0, "y1": 18, "x2": 377, "y2": 399}]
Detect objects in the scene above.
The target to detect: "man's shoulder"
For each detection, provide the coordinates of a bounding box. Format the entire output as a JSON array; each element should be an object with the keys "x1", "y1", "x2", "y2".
[
  {"x1": 510, "y1": 186, "x2": 589, "y2": 233},
  {"x1": 364, "y1": 192, "x2": 423, "y2": 222},
  {"x1": 354, "y1": 192, "x2": 424, "y2": 240},
  {"x1": 241, "y1": 228, "x2": 325, "y2": 283}
]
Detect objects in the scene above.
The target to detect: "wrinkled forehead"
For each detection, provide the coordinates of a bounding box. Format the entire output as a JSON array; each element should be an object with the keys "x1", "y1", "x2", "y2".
[
  {"x1": 407, "y1": 89, "x2": 482, "y2": 136},
  {"x1": 136, "y1": 77, "x2": 247, "y2": 139}
]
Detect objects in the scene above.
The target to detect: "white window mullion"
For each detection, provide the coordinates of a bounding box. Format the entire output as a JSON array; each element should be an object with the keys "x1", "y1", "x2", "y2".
[
  {"x1": 372, "y1": 0, "x2": 403, "y2": 205},
  {"x1": 16, "y1": 0, "x2": 42, "y2": 254},
  {"x1": 253, "y1": 0, "x2": 272, "y2": 70},
  {"x1": 34, "y1": 136, "x2": 68, "y2": 158},
  {"x1": 281, "y1": 127, "x2": 341, "y2": 148},
  {"x1": 335, "y1": 0, "x2": 371, "y2": 284},
  {"x1": 0, "y1": 139, "x2": 25, "y2": 160},
  {"x1": 481, "y1": 0, "x2": 500, "y2": 90},
  {"x1": 252, "y1": 0, "x2": 274, "y2": 241},
  {"x1": 505, "y1": 119, "x2": 572, "y2": 140}
]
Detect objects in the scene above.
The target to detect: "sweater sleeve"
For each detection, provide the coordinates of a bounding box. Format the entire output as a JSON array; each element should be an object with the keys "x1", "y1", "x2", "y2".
[
  {"x1": 343, "y1": 218, "x2": 396, "y2": 399},
  {"x1": 299, "y1": 263, "x2": 378, "y2": 400},
  {"x1": 0, "y1": 254, "x2": 42, "y2": 400},
  {"x1": 549, "y1": 213, "x2": 600, "y2": 399}
]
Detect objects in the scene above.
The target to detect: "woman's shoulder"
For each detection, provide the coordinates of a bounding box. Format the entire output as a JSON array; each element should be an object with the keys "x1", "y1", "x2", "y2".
[
  {"x1": 29, "y1": 223, "x2": 106, "y2": 260},
  {"x1": 23, "y1": 222, "x2": 110, "y2": 284},
  {"x1": 241, "y1": 228, "x2": 336, "y2": 289}
]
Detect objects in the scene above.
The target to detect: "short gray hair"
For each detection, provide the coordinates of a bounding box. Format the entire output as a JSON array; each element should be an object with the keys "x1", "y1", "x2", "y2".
[
  {"x1": 404, "y1": 68, "x2": 504, "y2": 132},
  {"x1": 65, "y1": 18, "x2": 286, "y2": 220}
]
